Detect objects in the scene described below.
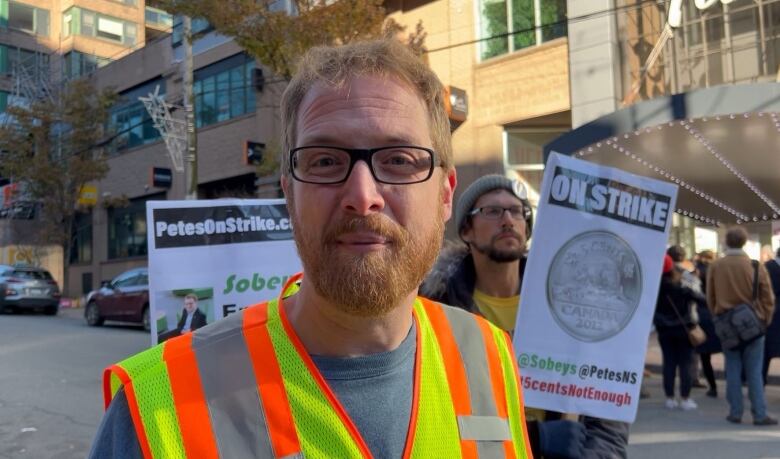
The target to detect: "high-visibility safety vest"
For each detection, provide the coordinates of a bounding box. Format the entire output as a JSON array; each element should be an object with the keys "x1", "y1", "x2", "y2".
[{"x1": 104, "y1": 273, "x2": 533, "y2": 459}]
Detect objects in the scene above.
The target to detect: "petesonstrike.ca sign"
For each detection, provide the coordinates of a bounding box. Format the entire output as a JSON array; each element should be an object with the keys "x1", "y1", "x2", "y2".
[
  {"x1": 514, "y1": 153, "x2": 678, "y2": 423},
  {"x1": 146, "y1": 199, "x2": 301, "y2": 345}
]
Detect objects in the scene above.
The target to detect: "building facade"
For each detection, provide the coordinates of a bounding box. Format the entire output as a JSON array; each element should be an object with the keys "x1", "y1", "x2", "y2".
[
  {"x1": 0, "y1": 0, "x2": 171, "y2": 286},
  {"x1": 549, "y1": 0, "x2": 780, "y2": 257},
  {"x1": 65, "y1": 22, "x2": 282, "y2": 297}
]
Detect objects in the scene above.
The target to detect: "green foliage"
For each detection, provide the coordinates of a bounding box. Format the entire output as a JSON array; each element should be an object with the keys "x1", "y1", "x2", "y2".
[
  {"x1": 0, "y1": 78, "x2": 117, "y2": 260},
  {"x1": 149, "y1": 0, "x2": 425, "y2": 80}
]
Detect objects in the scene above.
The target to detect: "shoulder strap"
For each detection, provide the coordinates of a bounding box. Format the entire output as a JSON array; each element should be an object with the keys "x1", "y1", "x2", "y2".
[
  {"x1": 751, "y1": 260, "x2": 759, "y2": 302},
  {"x1": 665, "y1": 294, "x2": 688, "y2": 328}
]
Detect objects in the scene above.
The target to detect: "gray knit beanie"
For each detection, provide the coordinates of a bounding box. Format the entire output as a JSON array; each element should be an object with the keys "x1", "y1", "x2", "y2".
[{"x1": 455, "y1": 174, "x2": 531, "y2": 238}]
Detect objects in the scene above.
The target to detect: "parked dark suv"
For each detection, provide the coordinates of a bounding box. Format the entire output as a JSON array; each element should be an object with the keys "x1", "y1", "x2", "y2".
[
  {"x1": 0, "y1": 265, "x2": 61, "y2": 315},
  {"x1": 85, "y1": 267, "x2": 150, "y2": 331}
]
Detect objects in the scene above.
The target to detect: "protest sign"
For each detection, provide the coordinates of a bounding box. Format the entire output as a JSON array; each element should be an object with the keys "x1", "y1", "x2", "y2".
[
  {"x1": 513, "y1": 152, "x2": 678, "y2": 422},
  {"x1": 146, "y1": 199, "x2": 301, "y2": 345}
]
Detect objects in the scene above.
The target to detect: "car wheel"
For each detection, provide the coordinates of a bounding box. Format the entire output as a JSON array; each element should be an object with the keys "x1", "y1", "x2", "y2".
[
  {"x1": 44, "y1": 305, "x2": 58, "y2": 315},
  {"x1": 142, "y1": 306, "x2": 151, "y2": 332},
  {"x1": 86, "y1": 301, "x2": 104, "y2": 326}
]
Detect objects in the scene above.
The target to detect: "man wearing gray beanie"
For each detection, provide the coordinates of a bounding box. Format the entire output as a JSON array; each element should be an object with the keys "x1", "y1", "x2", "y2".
[{"x1": 422, "y1": 174, "x2": 629, "y2": 459}]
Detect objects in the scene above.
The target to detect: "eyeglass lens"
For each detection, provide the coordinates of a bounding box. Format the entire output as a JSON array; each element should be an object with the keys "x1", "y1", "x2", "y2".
[{"x1": 292, "y1": 147, "x2": 433, "y2": 184}]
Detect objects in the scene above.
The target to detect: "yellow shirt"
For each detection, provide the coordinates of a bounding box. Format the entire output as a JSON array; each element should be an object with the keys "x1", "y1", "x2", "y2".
[{"x1": 472, "y1": 289, "x2": 520, "y2": 333}]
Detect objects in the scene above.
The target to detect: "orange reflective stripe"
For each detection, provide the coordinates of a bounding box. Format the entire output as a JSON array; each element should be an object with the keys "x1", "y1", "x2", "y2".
[
  {"x1": 105, "y1": 364, "x2": 153, "y2": 459},
  {"x1": 420, "y1": 299, "x2": 477, "y2": 458},
  {"x1": 401, "y1": 309, "x2": 422, "y2": 459},
  {"x1": 503, "y1": 332, "x2": 533, "y2": 457},
  {"x1": 163, "y1": 334, "x2": 219, "y2": 459},
  {"x1": 277, "y1": 299, "x2": 375, "y2": 458},
  {"x1": 476, "y1": 320, "x2": 515, "y2": 457},
  {"x1": 243, "y1": 303, "x2": 302, "y2": 458},
  {"x1": 102, "y1": 365, "x2": 121, "y2": 409}
]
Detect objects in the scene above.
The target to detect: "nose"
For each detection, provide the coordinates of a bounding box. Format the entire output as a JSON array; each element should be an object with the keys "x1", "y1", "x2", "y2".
[
  {"x1": 500, "y1": 209, "x2": 516, "y2": 227},
  {"x1": 340, "y1": 161, "x2": 385, "y2": 216}
]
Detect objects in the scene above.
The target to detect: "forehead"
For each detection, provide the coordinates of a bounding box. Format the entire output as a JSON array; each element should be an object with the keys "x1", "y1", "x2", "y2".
[
  {"x1": 295, "y1": 75, "x2": 431, "y2": 147},
  {"x1": 473, "y1": 189, "x2": 522, "y2": 208}
]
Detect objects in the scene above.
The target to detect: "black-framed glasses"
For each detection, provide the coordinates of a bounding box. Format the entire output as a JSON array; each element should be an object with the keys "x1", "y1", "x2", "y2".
[
  {"x1": 469, "y1": 205, "x2": 526, "y2": 221},
  {"x1": 289, "y1": 146, "x2": 438, "y2": 185}
]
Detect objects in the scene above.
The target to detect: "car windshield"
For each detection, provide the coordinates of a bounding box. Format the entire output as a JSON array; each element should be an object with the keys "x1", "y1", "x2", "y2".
[{"x1": 11, "y1": 270, "x2": 53, "y2": 280}]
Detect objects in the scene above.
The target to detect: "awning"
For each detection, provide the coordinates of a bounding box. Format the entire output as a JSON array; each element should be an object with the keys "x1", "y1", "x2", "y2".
[{"x1": 544, "y1": 83, "x2": 780, "y2": 227}]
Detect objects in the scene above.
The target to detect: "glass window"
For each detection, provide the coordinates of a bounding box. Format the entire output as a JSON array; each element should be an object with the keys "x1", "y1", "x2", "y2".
[
  {"x1": 110, "y1": 79, "x2": 165, "y2": 153},
  {"x1": 540, "y1": 0, "x2": 566, "y2": 42},
  {"x1": 479, "y1": 0, "x2": 567, "y2": 60},
  {"x1": 200, "y1": 75, "x2": 216, "y2": 127},
  {"x1": 481, "y1": 0, "x2": 509, "y2": 60},
  {"x1": 172, "y1": 15, "x2": 213, "y2": 46},
  {"x1": 124, "y1": 23, "x2": 137, "y2": 46},
  {"x1": 194, "y1": 56, "x2": 256, "y2": 128},
  {"x1": 63, "y1": 12, "x2": 72, "y2": 37},
  {"x1": 70, "y1": 211, "x2": 92, "y2": 264},
  {"x1": 245, "y1": 62, "x2": 256, "y2": 113},
  {"x1": 34, "y1": 8, "x2": 49, "y2": 36},
  {"x1": 11, "y1": 269, "x2": 53, "y2": 280},
  {"x1": 62, "y1": 8, "x2": 135, "y2": 46},
  {"x1": 112, "y1": 270, "x2": 140, "y2": 288},
  {"x1": 63, "y1": 51, "x2": 109, "y2": 79},
  {"x1": 9, "y1": 2, "x2": 34, "y2": 33},
  {"x1": 229, "y1": 66, "x2": 245, "y2": 117},
  {"x1": 216, "y1": 72, "x2": 230, "y2": 122},
  {"x1": 505, "y1": 129, "x2": 567, "y2": 195},
  {"x1": 107, "y1": 196, "x2": 160, "y2": 259},
  {"x1": 512, "y1": 0, "x2": 535, "y2": 51},
  {"x1": 145, "y1": 7, "x2": 173, "y2": 27},
  {"x1": 82, "y1": 11, "x2": 95, "y2": 36},
  {"x1": 97, "y1": 17, "x2": 123, "y2": 42}
]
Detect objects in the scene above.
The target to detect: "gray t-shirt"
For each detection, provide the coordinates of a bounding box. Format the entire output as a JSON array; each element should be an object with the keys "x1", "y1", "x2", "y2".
[{"x1": 89, "y1": 324, "x2": 416, "y2": 458}]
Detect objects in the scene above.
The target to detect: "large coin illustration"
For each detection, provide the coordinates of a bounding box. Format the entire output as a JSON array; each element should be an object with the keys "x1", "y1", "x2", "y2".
[{"x1": 547, "y1": 231, "x2": 642, "y2": 342}]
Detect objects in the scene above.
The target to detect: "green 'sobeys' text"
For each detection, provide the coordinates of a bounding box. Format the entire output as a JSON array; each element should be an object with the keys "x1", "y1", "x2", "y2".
[{"x1": 223, "y1": 273, "x2": 291, "y2": 294}]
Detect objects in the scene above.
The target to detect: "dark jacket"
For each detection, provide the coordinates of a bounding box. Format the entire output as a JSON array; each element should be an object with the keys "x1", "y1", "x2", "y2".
[
  {"x1": 176, "y1": 308, "x2": 207, "y2": 333},
  {"x1": 654, "y1": 277, "x2": 706, "y2": 336},
  {"x1": 765, "y1": 259, "x2": 780, "y2": 359},
  {"x1": 420, "y1": 242, "x2": 526, "y2": 315},
  {"x1": 421, "y1": 242, "x2": 629, "y2": 459}
]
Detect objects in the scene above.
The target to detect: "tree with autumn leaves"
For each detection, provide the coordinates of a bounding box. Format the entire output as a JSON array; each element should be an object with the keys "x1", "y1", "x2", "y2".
[
  {"x1": 0, "y1": 79, "x2": 117, "y2": 292},
  {"x1": 149, "y1": 0, "x2": 426, "y2": 80},
  {"x1": 150, "y1": 0, "x2": 426, "y2": 188}
]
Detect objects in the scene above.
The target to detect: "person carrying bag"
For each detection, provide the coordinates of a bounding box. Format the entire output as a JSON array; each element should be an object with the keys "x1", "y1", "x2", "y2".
[
  {"x1": 667, "y1": 295, "x2": 707, "y2": 347},
  {"x1": 713, "y1": 261, "x2": 764, "y2": 351}
]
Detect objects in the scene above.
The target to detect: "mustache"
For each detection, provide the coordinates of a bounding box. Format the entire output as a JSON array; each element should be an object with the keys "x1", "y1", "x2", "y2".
[
  {"x1": 323, "y1": 214, "x2": 405, "y2": 244},
  {"x1": 493, "y1": 229, "x2": 523, "y2": 241}
]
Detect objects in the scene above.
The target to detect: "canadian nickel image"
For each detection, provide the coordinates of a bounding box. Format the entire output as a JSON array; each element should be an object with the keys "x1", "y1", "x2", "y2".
[{"x1": 546, "y1": 230, "x2": 642, "y2": 342}]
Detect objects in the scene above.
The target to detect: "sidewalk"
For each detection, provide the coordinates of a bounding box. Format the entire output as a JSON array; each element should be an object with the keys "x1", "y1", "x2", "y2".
[{"x1": 629, "y1": 333, "x2": 780, "y2": 458}]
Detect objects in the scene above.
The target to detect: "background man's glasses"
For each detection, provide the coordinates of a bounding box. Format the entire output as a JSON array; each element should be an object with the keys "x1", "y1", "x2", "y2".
[
  {"x1": 290, "y1": 146, "x2": 438, "y2": 185},
  {"x1": 469, "y1": 206, "x2": 526, "y2": 221}
]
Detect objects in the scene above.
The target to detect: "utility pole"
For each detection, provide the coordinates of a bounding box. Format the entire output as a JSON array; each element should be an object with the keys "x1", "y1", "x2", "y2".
[{"x1": 183, "y1": 15, "x2": 198, "y2": 200}]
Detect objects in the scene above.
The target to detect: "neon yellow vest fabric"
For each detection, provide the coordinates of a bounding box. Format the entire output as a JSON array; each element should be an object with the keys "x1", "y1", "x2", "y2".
[{"x1": 107, "y1": 296, "x2": 531, "y2": 458}]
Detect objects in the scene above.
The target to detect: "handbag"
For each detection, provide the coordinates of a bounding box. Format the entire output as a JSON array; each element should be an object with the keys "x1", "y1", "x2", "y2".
[
  {"x1": 666, "y1": 295, "x2": 707, "y2": 347},
  {"x1": 712, "y1": 260, "x2": 765, "y2": 350}
]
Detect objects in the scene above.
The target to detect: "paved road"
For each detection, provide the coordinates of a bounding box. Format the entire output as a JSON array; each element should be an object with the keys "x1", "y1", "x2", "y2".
[
  {"x1": 2, "y1": 307, "x2": 780, "y2": 458},
  {"x1": 630, "y1": 333, "x2": 780, "y2": 458},
  {"x1": 0, "y1": 307, "x2": 147, "y2": 459}
]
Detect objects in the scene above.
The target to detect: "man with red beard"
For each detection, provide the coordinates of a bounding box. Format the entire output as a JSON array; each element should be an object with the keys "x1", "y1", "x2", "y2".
[
  {"x1": 91, "y1": 40, "x2": 533, "y2": 458},
  {"x1": 422, "y1": 175, "x2": 629, "y2": 459}
]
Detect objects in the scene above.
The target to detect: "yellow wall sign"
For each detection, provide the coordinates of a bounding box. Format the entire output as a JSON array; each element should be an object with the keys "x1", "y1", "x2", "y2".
[{"x1": 78, "y1": 185, "x2": 98, "y2": 206}]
